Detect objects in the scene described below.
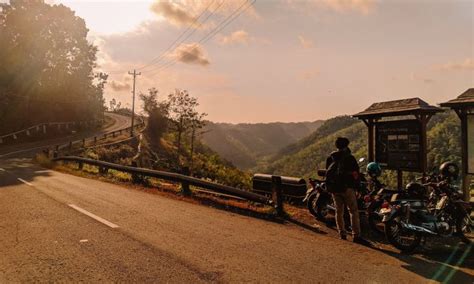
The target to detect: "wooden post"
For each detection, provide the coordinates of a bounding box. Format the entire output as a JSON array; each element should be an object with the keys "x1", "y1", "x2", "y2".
[
  {"x1": 181, "y1": 167, "x2": 191, "y2": 195},
  {"x1": 367, "y1": 119, "x2": 375, "y2": 162},
  {"x1": 461, "y1": 111, "x2": 469, "y2": 201},
  {"x1": 94, "y1": 136, "x2": 97, "y2": 143},
  {"x1": 397, "y1": 169, "x2": 403, "y2": 191},
  {"x1": 82, "y1": 138, "x2": 86, "y2": 147},
  {"x1": 272, "y1": 175, "x2": 284, "y2": 216}
]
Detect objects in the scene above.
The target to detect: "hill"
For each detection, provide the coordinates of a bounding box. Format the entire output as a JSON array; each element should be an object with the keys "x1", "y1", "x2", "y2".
[
  {"x1": 201, "y1": 121, "x2": 324, "y2": 169},
  {"x1": 259, "y1": 111, "x2": 461, "y2": 184}
]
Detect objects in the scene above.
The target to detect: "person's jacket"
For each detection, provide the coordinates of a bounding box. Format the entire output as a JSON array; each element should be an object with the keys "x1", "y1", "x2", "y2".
[{"x1": 325, "y1": 148, "x2": 360, "y2": 190}]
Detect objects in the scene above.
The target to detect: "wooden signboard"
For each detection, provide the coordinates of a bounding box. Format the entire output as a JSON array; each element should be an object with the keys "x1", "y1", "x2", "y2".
[{"x1": 375, "y1": 119, "x2": 423, "y2": 171}]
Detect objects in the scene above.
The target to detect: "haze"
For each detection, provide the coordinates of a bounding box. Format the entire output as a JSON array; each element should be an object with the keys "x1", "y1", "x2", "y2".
[{"x1": 49, "y1": 0, "x2": 473, "y2": 123}]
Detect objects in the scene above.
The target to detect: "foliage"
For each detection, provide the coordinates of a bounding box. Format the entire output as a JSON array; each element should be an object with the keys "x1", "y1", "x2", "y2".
[
  {"x1": 260, "y1": 111, "x2": 463, "y2": 187},
  {"x1": 0, "y1": 0, "x2": 106, "y2": 134},
  {"x1": 139, "y1": 88, "x2": 169, "y2": 147},
  {"x1": 201, "y1": 120, "x2": 324, "y2": 169}
]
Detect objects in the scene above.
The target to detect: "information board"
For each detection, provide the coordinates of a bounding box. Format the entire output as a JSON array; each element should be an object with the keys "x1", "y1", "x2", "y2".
[
  {"x1": 468, "y1": 115, "x2": 474, "y2": 174},
  {"x1": 375, "y1": 120, "x2": 423, "y2": 171}
]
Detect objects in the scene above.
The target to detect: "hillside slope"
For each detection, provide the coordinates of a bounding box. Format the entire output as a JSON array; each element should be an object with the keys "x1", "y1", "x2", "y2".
[
  {"x1": 201, "y1": 121, "x2": 323, "y2": 169},
  {"x1": 260, "y1": 111, "x2": 461, "y2": 182}
]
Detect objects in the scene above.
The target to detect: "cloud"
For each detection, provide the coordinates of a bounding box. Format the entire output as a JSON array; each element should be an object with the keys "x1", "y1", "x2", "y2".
[
  {"x1": 150, "y1": 1, "x2": 196, "y2": 27},
  {"x1": 298, "y1": 68, "x2": 319, "y2": 81},
  {"x1": 173, "y1": 43, "x2": 210, "y2": 66},
  {"x1": 298, "y1": 35, "x2": 314, "y2": 49},
  {"x1": 218, "y1": 30, "x2": 250, "y2": 45},
  {"x1": 109, "y1": 80, "x2": 131, "y2": 92},
  {"x1": 150, "y1": 1, "x2": 259, "y2": 28},
  {"x1": 438, "y1": 58, "x2": 474, "y2": 71},
  {"x1": 322, "y1": 0, "x2": 376, "y2": 14},
  {"x1": 410, "y1": 72, "x2": 434, "y2": 84},
  {"x1": 286, "y1": 0, "x2": 376, "y2": 15}
]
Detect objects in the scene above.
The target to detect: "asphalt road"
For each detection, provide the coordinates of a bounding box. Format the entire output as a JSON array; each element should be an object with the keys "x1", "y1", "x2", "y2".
[
  {"x1": 0, "y1": 114, "x2": 472, "y2": 283},
  {"x1": 0, "y1": 112, "x2": 132, "y2": 159}
]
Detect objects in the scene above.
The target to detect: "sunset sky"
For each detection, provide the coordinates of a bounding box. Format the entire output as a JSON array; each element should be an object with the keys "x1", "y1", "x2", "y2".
[{"x1": 49, "y1": 0, "x2": 473, "y2": 123}]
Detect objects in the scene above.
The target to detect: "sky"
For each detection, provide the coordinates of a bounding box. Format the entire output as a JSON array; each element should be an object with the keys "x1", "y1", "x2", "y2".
[{"x1": 47, "y1": 0, "x2": 473, "y2": 123}]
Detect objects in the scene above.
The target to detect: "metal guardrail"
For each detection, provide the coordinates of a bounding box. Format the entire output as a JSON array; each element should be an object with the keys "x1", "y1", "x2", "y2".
[
  {"x1": 0, "y1": 120, "x2": 103, "y2": 143},
  {"x1": 52, "y1": 156, "x2": 273, "y2": 206}
]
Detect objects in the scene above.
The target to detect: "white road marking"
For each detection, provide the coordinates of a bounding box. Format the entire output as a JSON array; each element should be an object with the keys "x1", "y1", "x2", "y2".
[
  {"x1": 34, "y1": 170, "x2": 52, "y2": 174},
  {"x1": 68, "y1": 204, "x2": 119, "y2": 229},
  {"x1": 0, "y1": 168, "x2": 5, "y2": 171},
  {"x1": 79, "y1": 239, "x2": 89, "y2": 243},
  {"x1": 17, "y1": 178, "x2": 33, "y2": 186}
]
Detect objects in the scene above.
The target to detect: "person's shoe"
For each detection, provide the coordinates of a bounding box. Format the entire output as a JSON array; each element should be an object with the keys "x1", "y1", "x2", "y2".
[
  {"x1": 353, "y1": 236, "x2": 371, "y2": 246},
  {"x1": 339, "y1": 234, "x2": 347, "y2": 240}
]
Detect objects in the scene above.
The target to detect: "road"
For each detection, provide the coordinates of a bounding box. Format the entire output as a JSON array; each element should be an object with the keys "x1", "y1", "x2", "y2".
[
  {"x1": 0, "y1": 112, "x2": 132, "y2": 159},
  {"x1": 0, "y1": 114, "x2": 472, "y2": 283}
]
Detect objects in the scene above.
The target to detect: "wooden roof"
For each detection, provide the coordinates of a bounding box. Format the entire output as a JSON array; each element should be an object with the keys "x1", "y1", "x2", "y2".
[
  {"x1": 440, "y1": 88, "x2": 474, "y2": 109},
  {"x1": 354, "y1": 97, "x2": 443, "y2": 119}
]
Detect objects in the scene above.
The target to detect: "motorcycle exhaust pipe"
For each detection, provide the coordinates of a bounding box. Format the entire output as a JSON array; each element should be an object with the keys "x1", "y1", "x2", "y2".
[{"x1": 401, "y1": 222, "x2": 437, "y2": 235}]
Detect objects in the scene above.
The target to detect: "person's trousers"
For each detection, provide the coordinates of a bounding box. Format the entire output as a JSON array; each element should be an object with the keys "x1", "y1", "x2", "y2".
[{"x1": 332, "y1": 188, "x2": 360, "y2": 237}]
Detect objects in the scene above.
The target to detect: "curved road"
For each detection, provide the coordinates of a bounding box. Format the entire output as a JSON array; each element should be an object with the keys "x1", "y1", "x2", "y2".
[
  {"x1": 0, "y1": 112, "x2": 131, "y2": 159},
  {"x1": 0, "y1": 113, "x2": 472, "y2": 282}
]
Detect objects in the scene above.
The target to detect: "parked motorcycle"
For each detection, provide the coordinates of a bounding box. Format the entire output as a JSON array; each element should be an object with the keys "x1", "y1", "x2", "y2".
[
  {"x1": 382, "y1": 180, "x2": 473, "y2": 252},
  {"x1": 304, "y1": 158, "x2": 369, "y2": 222}
]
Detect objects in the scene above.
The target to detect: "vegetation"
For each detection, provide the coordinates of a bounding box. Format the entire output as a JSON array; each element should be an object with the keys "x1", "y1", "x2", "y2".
[
  {"x1": 0, "y1": 0, "x2": 106, "y2": 135},
  {"x1": 139, "y1": 88, "x2": 251, "y2": 189},
  {"x1": 201, "y1": 120, "x2": 324, "y2": 169},
  {"x1": 259, "y1": 111, "x2": 462, "y2": 187}
]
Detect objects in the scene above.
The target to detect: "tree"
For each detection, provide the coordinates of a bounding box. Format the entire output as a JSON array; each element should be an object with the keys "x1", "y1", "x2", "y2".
[
  {"x1": 189, "y1": 113, "x2": 207, "y2": 171},
  {"x1": 167, "y1": 89, "x2": 206, "y2": 167},
  {"x1": 0, "y1": 0, "x2": 105, "y2": 134},
  {"x1": 109, "y1": 98, "x2": 116, "y2": 111},
  {"x1": 140, "y1": 88, "x2": 169, "y2": 145}
]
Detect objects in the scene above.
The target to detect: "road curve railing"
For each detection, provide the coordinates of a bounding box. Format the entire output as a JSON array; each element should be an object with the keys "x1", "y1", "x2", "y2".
[{"x1": 52, "y1": 156, "x2": 273, "y2": 207}]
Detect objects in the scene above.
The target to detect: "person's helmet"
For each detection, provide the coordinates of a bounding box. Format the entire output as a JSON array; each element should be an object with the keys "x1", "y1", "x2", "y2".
[
  {"x1": 366, "y1": 162, "x2": 382, "y2": 178},
  {"x1": 405, "y1": 182, "x2": 426, "y2": 197},
  {"x1": 439, "y1": 162, "x2": 459, "y2": 181}
]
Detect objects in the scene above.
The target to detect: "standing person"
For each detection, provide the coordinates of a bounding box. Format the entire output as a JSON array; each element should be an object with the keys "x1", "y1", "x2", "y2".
[{"x1": 325, "y1": 137, "x2": 369, "y2": 245}]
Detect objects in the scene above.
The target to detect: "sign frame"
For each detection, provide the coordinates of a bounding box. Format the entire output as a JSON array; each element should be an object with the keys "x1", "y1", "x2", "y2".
[{"x1": 375, "y1": 119, "x2": 423, "y2": 172}]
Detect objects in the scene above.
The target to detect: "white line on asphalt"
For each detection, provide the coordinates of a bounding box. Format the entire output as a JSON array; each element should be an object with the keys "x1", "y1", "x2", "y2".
[
  {"x1": 0, "y1": 168, "x2": 5, "y2": 171},
  {"x1": 17, "y1": 178, "x2": 33, "y2": 186},
  {"x1": 68, "y1": 204, "x2": 119, "y2": 229}
]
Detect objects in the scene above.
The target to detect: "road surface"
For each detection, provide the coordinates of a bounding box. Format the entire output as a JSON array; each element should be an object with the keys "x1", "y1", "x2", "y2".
[
  {"x1": 0, "y1": 112, "x2": 132, "y2": 159},
  {"x1": 0, "y1": 114, "x2": 472, "y2": 283}
]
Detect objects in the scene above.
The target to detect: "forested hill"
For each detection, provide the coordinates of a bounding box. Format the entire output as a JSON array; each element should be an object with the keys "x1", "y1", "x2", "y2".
[
  {"x1": 259, "y1": 111, "x2": 461, "y2": 181},
  {"x1": 201, "y1": 120, "x2": 324, "y2": 169}
]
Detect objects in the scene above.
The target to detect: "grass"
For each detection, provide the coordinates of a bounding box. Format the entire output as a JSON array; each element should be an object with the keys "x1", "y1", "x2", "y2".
[{"x1": 51, "y1": 160, "x2": 279, "y2": 220}]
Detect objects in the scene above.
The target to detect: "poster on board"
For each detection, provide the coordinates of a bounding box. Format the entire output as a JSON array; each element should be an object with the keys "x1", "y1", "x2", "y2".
[
  {"x1": 375, "y1": 120, "x2": 423, "y2": 171},
  {"x1": 468, "y1": 115, "x2": 474, "y2": 174}
]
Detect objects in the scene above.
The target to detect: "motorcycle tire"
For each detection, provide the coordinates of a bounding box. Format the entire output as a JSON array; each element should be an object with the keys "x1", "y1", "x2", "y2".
[
  {"x1": 457, "y1": 215, "x2": 473, "y2": 244},
  {"x1": 367, "y1": 202, "x2": 385, "y2": 235},
  {"x1": 307, "y1": 193, "x2": 330, "y2": 221},
  {"x1": 384, "y1": 219, "x2": 422, "y2": 253}
]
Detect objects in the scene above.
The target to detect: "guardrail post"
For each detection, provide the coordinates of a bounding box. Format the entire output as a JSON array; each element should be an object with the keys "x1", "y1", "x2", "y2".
[
  {"x1": 78, "y1": 161, "x2": 83, "y2": 170},
  {"x1": 82, "y1": 138, "x2": 86, "y2": 147},
  {"x1": 68, "y1": 141, "x2": 72, "y2": 151},
  {"x1": 272, "y1": 175, "x2": 284, "y2": 216},
  {"x1": 94, "y1": 136, "x2": 97, "y2": 143},
  {"x1": 181, "y1": 167, "x2": 191, "y2": 195},
  {"x1": 112, "y1": 131, "x2": 116, "y2": 137},
  {"x1": 98, "y1": 166, "x2": 108, "y2": 175},
  {"x1": 103, "y1": 133, "x2": 107, "y2": 139}
]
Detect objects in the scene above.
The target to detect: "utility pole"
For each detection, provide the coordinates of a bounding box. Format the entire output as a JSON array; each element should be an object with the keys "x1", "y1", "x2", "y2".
[{"x1": 128, "y1": 69, "x2": 141, "y2": 137}]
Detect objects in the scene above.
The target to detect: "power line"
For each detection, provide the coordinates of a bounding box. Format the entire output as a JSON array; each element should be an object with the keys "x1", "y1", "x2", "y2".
[
  {"x1": 146, "y1": 0, "x2": 255, "y2": 77},
  {"x1": 137, "y1": 0, "x2": 218, "y2": 72}
]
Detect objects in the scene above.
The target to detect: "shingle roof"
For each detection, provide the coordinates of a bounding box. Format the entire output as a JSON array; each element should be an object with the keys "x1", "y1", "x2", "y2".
[
  {"x1": 440, "y1": 88, "x2": 474, "y2": 108},
  {"x1": 354, "y1": 97, "x2": 443, "y2": 118}
]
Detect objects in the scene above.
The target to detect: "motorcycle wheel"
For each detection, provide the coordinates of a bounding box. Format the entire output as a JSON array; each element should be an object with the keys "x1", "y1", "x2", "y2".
[
  {"x1": 307, "y1": 193, "x2": 330, "y2": 221},
  {"x1": 368, "y1": 201, "x2": 385, "y2": 235},
  {"x1": 384, "y1": 218, "x2": 422, "y2": 253},
  {"x1": 457, "y1": 215, "x2": 473, "y2": 244}
]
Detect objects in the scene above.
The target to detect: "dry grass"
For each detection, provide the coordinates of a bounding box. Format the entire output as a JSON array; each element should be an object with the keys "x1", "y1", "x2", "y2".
[{"x1": 51, "y1": 161, "x2": 277, "y2": 219}]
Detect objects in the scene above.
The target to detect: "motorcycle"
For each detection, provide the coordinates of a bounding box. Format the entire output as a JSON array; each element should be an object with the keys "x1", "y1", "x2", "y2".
[
  {"x1": 381, "y1": 181, "x2": 473, "y2": 252},
  {"x1": 304, "y1": 158, "x2": 370, "y2": 222}
]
